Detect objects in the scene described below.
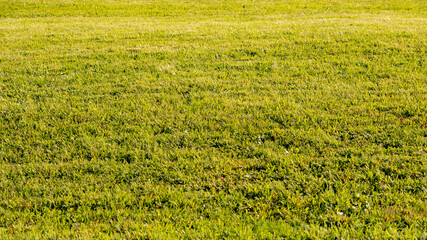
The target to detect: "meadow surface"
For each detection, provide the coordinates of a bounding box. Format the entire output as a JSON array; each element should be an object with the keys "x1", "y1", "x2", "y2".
[{"x1": 0, "y1": 0, "x2": 426, "y2": 238}]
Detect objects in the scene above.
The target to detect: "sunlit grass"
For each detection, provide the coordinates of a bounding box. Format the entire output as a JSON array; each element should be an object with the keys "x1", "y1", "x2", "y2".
[{"x1": 0, "y1": 0, "x2": 426, "y2": 238}]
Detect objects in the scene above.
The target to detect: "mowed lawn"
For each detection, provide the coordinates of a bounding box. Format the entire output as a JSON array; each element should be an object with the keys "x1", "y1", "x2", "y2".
[{"x1": 0, "y1": 0, "x2": 426, "y2": 238}]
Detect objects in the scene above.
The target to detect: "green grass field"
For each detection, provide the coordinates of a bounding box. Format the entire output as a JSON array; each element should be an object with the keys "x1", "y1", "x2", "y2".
[{"x1": 0, "y1": 0, "x2": 426, "y2": 238}]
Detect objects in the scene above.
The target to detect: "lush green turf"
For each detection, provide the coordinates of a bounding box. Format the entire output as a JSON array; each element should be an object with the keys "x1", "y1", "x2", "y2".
[{"x1": 0, "y1": 0, "x2": 426, "y2": 238}]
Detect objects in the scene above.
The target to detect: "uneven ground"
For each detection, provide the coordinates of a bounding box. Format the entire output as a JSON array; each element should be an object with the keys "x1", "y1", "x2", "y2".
[{"x1": 0, "y1": 0, "x2": 426, "y2": 238}]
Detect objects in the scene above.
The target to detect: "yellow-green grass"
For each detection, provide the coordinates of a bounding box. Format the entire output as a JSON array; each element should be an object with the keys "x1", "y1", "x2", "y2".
[{"x1": 0, "y1": 0, "x2": 426, "y2": 238}]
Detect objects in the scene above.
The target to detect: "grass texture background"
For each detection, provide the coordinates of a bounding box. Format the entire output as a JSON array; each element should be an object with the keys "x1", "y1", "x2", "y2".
[{"x1": 0, "y1": 0, "x2": 426, "y2": 238}]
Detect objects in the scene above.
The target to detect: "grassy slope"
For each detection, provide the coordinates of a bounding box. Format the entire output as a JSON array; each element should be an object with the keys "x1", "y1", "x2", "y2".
[{"x1": 0, "y1": 0, "x2": 426, "y2": 238}]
